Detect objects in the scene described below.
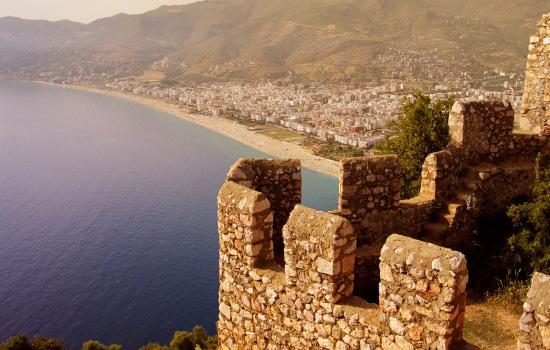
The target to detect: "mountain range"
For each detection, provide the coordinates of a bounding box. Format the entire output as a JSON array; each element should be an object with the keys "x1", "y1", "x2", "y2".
[{"x1": 0, "y1": 0, "x2": 548, "y2": 82}]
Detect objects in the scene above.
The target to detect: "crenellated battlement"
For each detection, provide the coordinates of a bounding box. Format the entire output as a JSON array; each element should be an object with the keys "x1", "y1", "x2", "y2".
[
  {"x1": 283, "y1": 205, "x2": 356, "y2": 304},
  {"x1": 217, "y1": 98, "x2": 546, "y2": 348},
  {"x1": 226, "y1": 158, "x2": 301, "y2": 253},
  {"x1": 339, "y1": 155, "x2": 401, "y2": 218},
  {"x1": 217, "y1": 181, "x2": 275, "y2": 267},
  {"x1": 217, "y1": 12, "x2": 550, "y2": 349},
  {"x1": 217, "y1": 187, "x2": 469, "y2": 349},
  {"x1": 216, "y1": 98, "x2": 546, "y2": 349}
]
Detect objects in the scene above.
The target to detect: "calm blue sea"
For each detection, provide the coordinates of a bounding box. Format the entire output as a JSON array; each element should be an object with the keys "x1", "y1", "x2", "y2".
[{"x1": 0, "y1": 80, "x2": 338, "y2": 349}]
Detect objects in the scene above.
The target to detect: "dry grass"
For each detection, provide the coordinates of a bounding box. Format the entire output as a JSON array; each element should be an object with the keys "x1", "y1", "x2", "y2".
[
  {"x1": 258, "y1": 129, "x2": 302, "y2": 140},
  {"x1": 462, "y1": 301, "x2": 522, "y2": 350},
  {"x1": 134, "y1": 70, "x2": 166, "y2": 82}
]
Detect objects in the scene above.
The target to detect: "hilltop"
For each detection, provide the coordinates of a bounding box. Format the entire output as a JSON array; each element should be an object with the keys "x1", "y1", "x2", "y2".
[{"x1": 0, "y1": 0, "x2": 548, "y2": 83}]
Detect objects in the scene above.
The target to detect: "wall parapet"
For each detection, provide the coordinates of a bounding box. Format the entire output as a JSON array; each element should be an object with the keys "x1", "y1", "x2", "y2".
[
  {"x1": 449, "y1": 100, "x2": 515, "y2": 164},
  {"x1": 420, "y1": 149, "x2": 460, "y2": 202},
  {"x1": 218, "y1": 172, "x2": 470, "y2": 349},
  {"x1": 339, "y1": 155, "x2": 401, "y2": 217},
  {"x1": 218, "y1": 181, "x2": 274, "y2": 267},
  {"x1": 227, "y1": 158, "x2": 301, "y2": 251},
  {"x1": 380, "y1": 234, "x2": 468, "y2": 349},
  {"x1": 283, "y1": 205, "x2": 356, "y2": 304},
  {"x1": 518, "y1": 272, "x2": 550, "y2": 350},
  {"x1": 521, "y1": 13, "x2": 550, "y2": 134}
]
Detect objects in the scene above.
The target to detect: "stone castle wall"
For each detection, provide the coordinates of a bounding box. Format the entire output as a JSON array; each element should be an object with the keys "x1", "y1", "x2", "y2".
[
  {"x1": 448, "y1": 100, "x2": 515, "y2": 164},
  {"x1": 379, "y1": 235, "x2": 468, "y2": 349},
  {"x1": 217, "y1": 96, "x2": 545, "y2": 348},
  {"x1": 226, "y1": 158, "x2": 301, "y2": 252},
  {"x1": 217, "y1": 12, "x2": 550, "y2": 349},
  {"x1": 341, "y1": 100, "x2": 540, "y2": 300},
  {"x1": 518, "y1": 272, "x2": 550, "y2": 350},
  {"x1": 217, "y1": 174, "x2": 469, "y2": 350},
  {"x1": 521, "y1": 13, "x2": 550, "y2": 134},
  {"x1": 337, "y1": 100, "x2": 543, "y2": 251}
]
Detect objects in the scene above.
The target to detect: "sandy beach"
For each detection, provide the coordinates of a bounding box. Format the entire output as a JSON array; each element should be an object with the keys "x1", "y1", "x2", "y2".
[{"x1": 51, "y1": 83, "x2": 340, "y2": 178}]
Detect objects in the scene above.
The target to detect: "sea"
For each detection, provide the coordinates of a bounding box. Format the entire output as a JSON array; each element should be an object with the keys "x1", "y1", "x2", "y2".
[{"x1": 0, "y1": 80, "x2": 339, "y2": 349}]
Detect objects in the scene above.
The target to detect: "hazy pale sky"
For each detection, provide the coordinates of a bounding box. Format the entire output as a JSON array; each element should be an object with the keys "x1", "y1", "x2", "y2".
[{"x1": 0, "y1": 0, "x2": 198, "y2": 23}]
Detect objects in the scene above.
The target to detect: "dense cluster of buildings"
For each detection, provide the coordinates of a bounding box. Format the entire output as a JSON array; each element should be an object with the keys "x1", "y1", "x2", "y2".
[
  {"x1": 101, "y1": 76, "x2": 524, "y2": 149},
  {"x1": 17, "y1": 47, "x2": 526, "y2": 150}
]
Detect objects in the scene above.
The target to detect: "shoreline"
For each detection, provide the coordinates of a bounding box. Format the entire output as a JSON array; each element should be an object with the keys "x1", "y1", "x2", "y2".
[{"x1": 35, "y1": 81, "x2": 340, "y2": 178}]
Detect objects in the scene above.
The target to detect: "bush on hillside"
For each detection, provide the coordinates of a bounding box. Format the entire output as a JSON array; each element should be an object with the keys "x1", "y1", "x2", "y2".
[
  {"x1": 1, "y1": 326, "x2": 217, "y2": 350},
  {"x1": 507, "y1": 155, "x2": 550, "y2": 274},
  {"x1": 374, "y1": 91, "x2": 455, "y2": 198},
  {"x1": 0, "y1": 335, "x2": 65, "y2": 350},
  {"x1": 82, "y1": 341, "x2": 122, "y2": 350}
]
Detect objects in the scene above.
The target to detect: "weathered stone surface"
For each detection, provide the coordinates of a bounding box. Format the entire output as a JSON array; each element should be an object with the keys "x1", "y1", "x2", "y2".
[
  {"x1": 379, "y1": 235, "x2": 468, "y2": 349},
  {"x1": 219, "y1": 160, "x2": 469, "y2": 350},
  {"x1": 227, "y1": 158, "x2": 302, "y2": 252},
  {"x1": 339, "y1": 156, "x2": 401, "y2": 223},
  {"x1": 217, "y1": 15, "x2": 550, "y2": 345},
  {"x1": 284, "y1": 205, "x2": 356, "y2": 302},
  {"x1": 521, "y1": 13, "x2": 550, "y2": 134},
  {"x1": 449, "y1": 100, "x2": 515, "y2": 163},
  {"x1": 518, "y1": 272, "x2": 550, "y2": 349}
]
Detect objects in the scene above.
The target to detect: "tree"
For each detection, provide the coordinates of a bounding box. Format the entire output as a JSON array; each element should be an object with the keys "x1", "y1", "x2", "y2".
[
  {"x1": 0, "y1": 335, "x2": 65, "y2": 350},
  {"x1": 27, "y1": 337, "x2": 65, "y2": 350},
  {"x1": 82, "y1": 341, "x2": 122, "y2": 350},
  {"x1": 169, "y1": 327, "x2": 216, "y2": 350},
  {"x1": 507, "y1": 155, "x2": 550, "y2": 273},
  {"x1": 138, "y1": 343, "x2": 169, "y2": 350},
  {"x1": 169, "y1": 332, "x2": 194, "y2": 350},
  {"x1": 0, "y1": 335, "x2": 30, "y2": 350},
  {"x1": 374, "y1": 91, "x2": 455, "y2": 198}
]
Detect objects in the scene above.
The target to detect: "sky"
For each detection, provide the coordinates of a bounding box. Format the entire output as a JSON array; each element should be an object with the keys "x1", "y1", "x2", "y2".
[{"x1": 0, "y1": 0, "x2": 199, "y2": 23}]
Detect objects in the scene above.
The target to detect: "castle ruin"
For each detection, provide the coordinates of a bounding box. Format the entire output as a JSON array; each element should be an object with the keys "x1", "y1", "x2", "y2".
[{"x1": 217, "y1": 13, "x2": 550, "y2": 350}]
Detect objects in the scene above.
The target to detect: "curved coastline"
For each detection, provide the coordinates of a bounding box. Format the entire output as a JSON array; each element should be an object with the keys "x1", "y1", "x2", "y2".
[{"x1": 36, "y1": 81, "x2": 340, "y2": 178}]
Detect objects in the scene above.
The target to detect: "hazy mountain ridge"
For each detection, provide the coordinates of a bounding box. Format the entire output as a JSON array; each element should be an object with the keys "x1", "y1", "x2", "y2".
[
  {"x1": 0, "y1": 0, "x2": 548, "y2": 82},
  {"x1": 0, "y1": 17, "x2": 85, "y2": 55}
]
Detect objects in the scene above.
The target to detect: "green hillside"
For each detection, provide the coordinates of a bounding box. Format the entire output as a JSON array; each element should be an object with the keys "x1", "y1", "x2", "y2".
[{"x1": 0, "y1": 0, "x2": 548, "y2": 82}]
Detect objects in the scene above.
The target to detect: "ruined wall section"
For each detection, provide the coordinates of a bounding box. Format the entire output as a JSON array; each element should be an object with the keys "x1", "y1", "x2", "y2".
[
  {"x1": 420, "y1": 150, "x2": 461, "y2": 203},
  {"x1": 510, "y1": 132, "x2": 549, "y2": 158},
  {"x1": 448, "y1": 101, "x2": 515, "y2": 164},
  {"x1": 227, "y1": 158, "x2": 301, "y2": 251},
  {"x1": 339, "y1": 156, "x2": 401, "y2": 218},
  {"x1": 338, "y1": 156, "x2": 433, "y2": 300},
  {"x1": 218, "y1": 176, "x2": 470, "y2": 350},
  {"x1": 336, "y1": 100, "x2": 539, "y2": 251},
  {"x1": 521, "y1": 13, "x2": 550, "y2": 134},
  {"x1": 338, "y1": 156, "x2": 431, "y2": 247},
  {"x1": 217, "y1": 181, "x2": 274, "y2": 268},
  {"x1": 380, "y1": 235, "x2": 468, "y2": 350},
  {"x1": 283, "y1": 205, "x2": 356, "y2": 304},
  {"x1": 518, "y1": 272, "x2": 550, "y2": 350},
  {"x1": 217, "y1": 187, "x2": 385, "y2": 349},
  {"x1": 461, "y1": 162, "x2": 536, "y2": 217}
]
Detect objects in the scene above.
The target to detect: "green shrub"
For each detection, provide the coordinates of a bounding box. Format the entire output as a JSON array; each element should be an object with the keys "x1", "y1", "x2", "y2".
[
  {"x1": 375, "y1": 91, "x2": 455, "y2": 198},
  {"x1": 487, "y1": 269, "x2": 531, "y2": 312},
  {"x1": 81, "y1": 341, "x2": 122, "y2": 350},
  {"x1": 0, "y1": 335, "x2": 65, "y2": 350},
  {"x1": 170, "y1": 326, "x2": 216, "y2": 350},
  {"x1": 507, "y1": 155, "x2": 550, "y2": 273}
]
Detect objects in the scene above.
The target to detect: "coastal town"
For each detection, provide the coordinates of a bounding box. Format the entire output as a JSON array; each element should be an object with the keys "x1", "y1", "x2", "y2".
[
  {"x1": 9, "y1": 45, "x2": 526, "y2": 159},
  {"x1": 96, "y1": 71, "x2": 524, "y2": 154},
  {"x1": 4, "y1": 29, "x2": 529, "y2": 158}
]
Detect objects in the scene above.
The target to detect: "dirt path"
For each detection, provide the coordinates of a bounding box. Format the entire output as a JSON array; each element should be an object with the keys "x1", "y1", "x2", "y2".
[{"x1": 461, "y1": 301, "x2": 521, "y2": 349}]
